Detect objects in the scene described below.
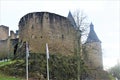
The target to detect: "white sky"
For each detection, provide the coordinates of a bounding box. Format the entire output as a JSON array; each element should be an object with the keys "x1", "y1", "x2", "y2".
[{"x1": 0, "y1": 0, "x2": 120, "y2": 70}]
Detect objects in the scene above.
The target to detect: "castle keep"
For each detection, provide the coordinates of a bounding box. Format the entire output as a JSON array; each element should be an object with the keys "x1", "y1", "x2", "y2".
[{"x1": 19, "y1": 12, "x2": 76, "y2": 55}]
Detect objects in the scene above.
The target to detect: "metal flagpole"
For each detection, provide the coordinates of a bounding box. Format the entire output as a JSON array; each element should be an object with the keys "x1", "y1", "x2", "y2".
[
  {"x1": 47, "y1": 55, "x2": 49, "y2": 80},
  {"x1": 46, "y1": 43, "x2": 49, "y2": 80},
  {"x1": 26, "y1": 42, "x2": 29, "y2": 80}
]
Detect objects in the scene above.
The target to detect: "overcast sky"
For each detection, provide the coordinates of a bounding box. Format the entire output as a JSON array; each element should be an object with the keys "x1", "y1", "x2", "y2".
[{"x1": 0, "y1": 0, "x2": 120, "y2": 70}]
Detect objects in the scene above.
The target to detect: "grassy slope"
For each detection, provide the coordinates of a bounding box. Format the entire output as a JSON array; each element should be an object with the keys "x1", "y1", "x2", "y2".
[
  {"x1": 0, "y1": 60, "x2": 15, "y2": 67},
  {"x1": 0, "y1": 72, "x2": 22, "y2": 80},
  {"x1": 0, "y1": 54, "x2": 114, "y2": 80},
  {"x1": 0, "y1": 60, "x2": 25, "y2": 80}
]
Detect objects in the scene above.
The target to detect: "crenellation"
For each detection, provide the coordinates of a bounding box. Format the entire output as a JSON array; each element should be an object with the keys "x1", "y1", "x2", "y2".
[{"x1": 10, "y1": 30, "x2": 15, "y2": 39}]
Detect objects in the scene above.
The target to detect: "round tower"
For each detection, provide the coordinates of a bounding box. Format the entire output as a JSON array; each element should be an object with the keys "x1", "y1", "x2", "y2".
[
  {"x1": 83, "y1": 23, "x2": 103, "y2": 70},
  {"x1": 18, "y1": 12, "x2": 76, "y2": 55}
]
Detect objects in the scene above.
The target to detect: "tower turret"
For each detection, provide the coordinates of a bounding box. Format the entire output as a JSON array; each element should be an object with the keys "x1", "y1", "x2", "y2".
[
  {"x1": 86, "y1": 23, "x2": 101, "y2": 43},
  {"x1": 84, "y1": 23, "x2": 103, "y2": 70},
  {"x1": 67, "y1": 11, "x2": 77, "y2": 28}
]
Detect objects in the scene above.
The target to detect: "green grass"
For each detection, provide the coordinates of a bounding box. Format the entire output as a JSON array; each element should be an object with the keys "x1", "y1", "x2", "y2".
[
  {"x1": 0, "y1": 60, "x2": 15, "y2": 67},
  {"x1": 0, "y1": 72, "x2": 24, "y2": 80},
  {"x1": 0, "y1": 60, "x2": 25, "y2": 80},
  {"x1": 0, "y1": 60, "x2": 24, "y2": 67},
  {"x1": 109, "y1": 74, "x2": 116, "y2": 80}
]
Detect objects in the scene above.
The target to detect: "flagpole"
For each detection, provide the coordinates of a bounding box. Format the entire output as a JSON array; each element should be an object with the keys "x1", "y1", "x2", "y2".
[
  {"x1": 47, "y1": 55, "x2": 49, "y2": 80},
  {"x1": 46, "y1": 43, "x2": 49, "y2": 80},
  {"x1": 26, "y1": 42, "x2": 29, "y2": 80}
]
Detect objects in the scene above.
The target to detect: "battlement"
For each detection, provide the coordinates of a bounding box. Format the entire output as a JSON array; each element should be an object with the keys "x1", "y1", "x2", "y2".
[
  {"x1": 10, "y1": 30, "x2": 19, "y2": 39},
  {"x1": 19, "y1": 12, "x2": 67, "y2": 27}
]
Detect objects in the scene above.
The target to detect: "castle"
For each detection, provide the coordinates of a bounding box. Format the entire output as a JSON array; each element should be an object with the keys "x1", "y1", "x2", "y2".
[{"x1": 0, "y1": 11, "x2": 106, "y2": 79}]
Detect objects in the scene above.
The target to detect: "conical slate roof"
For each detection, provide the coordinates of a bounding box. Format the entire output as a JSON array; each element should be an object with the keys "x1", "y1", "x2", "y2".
[
  {"x1": 86, "y1": 23, "x2": 101, "y2": 43},
  {"x1": 67, "y1": 11, "x2": 77, "y2": 28}
]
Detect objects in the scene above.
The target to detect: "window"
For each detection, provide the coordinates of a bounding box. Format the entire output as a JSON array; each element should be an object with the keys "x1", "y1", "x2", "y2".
[
  {"x1": 41, "y1": 36, "x2": 43, "y2": 38},
  {"x1": 62, "y1": 34, "x2": 64, "y2": 40},
  {"x1": 31, "y1": 34, "x2": 35, "y2": 39},
  {"x1": 31, "y1": 25, "x2": 34, "y2": 29}
]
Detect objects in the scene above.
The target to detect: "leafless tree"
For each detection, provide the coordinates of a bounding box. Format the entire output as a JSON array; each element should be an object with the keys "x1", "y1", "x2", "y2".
[
  {"x1": 73, "y1": 10, "x2": 90, "y2": 43},
  {"x1": 73, "y1": 10, "x2": 90, "y2": 80}
]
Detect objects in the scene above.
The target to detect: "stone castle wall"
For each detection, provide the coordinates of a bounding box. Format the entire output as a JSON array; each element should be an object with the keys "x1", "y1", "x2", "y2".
[
  {"x1": 0, "y1": 25, "x2": 9, "y2": 59},
  {"x1": 10, "y1": 31, "x2": 16, "y2": 39},
  {"x1": 0, "y1": 25, "x2": 18, "y2": 59},
  {"x1": 0, "y1": 39, "x2": 9, "y2": 59},
  {"x1": 83, "y1": 42, "x2": 103, "y2": 70},
  {"x1": 19, "y1": 12, "x2": 76, "y2": 55},
  {"x1": 10, "y1": 30, "x2": 19, "y2": 39},
  {"x1": 0, "y1": 25, "x2": 9, "y2": 40}
]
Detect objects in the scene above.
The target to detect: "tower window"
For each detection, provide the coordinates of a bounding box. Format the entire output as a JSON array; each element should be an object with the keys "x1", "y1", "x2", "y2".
[
  {"x1": 31, "y1": 25, "x2": 34, "y2": 29},
  {"x1": 31, "y1": 34, "x2": 35, "y2": 39},
  {"x1": 62, "y1": 34, "x2": 64, "y2": 40},
  {"x1": 41, "y1": 36, "x2": 43, "y2": 38}
]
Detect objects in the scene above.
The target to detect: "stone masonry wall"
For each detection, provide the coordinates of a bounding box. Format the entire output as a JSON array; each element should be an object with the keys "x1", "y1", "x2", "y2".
[
  {"x1": 0, "y1": 40, "x2": 9, "y2": 59},
  {"x1": 19, "y1": 12, "x2": 76, "y2": 55},
  {"x1": 10, "y1": 30, "x2": 16, "y2": 39},
  {"x1": 0, "y1": 25, "x2": 9, "y2": 40},
  {"x1": 0, "y1": 25, "x2": 9, "y2": 59},
  {"x1": 83, "y1": 42, "x2": 103, "y2": 70}
]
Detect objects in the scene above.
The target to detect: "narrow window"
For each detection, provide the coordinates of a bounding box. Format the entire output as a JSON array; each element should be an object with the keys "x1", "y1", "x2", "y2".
[
  {"x1": 62, "y1": 34, "x2": 64, "y2": 40},
  {"x1": 41, "y1": 36, "x2": 43, "y2": 38},
  {"x1": 31, "y1": 34, "x2": 35, "y2": 39},
  {"x1": 31, "y1": 25, "x2": 34, "y2": 29}
]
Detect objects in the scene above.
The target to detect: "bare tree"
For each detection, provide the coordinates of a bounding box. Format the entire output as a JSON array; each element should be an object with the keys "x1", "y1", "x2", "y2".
[
  {"x1": 73, "y1": 10, "x2": 89, "y2": 43},
  {"x1": 73, "y1": 10, "x2": 90, "y2": 80}
]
